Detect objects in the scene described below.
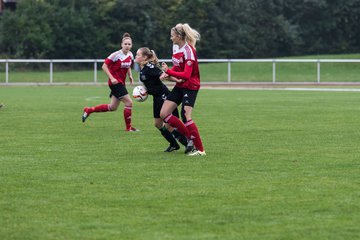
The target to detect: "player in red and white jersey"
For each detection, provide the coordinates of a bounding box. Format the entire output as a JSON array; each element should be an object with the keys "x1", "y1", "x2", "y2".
[
  {"x1": 168, "y1": 43, "x2": 200, "y2": 90},
  {"x1": 82, "y1": 33, "x2": 138, "y2": 132},
  {"x1": 160, "y1": 23, "x2": 205, "y2": 156}
]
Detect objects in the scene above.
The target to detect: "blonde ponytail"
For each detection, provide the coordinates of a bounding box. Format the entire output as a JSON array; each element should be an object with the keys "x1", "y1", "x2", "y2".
[{"x1": 172, "y1": 23, "x2": 200, "y2": 48}]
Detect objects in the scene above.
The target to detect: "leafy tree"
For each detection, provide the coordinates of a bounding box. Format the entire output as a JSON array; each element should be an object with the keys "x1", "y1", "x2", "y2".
[
  {"x1": 284, "y1": 0, "x2": 360, "y2": 55},
  {"x1": 0, "y1": 0, "x2": 359, "y2": 59},
  {"x1": 0, "y1": 1, "x2": 54, "y2": 58}
]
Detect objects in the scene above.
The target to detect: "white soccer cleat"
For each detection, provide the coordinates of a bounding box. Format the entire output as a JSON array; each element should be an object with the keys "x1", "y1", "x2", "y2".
[{"x1": 187, "y1": 149, "x2": 206, "y2": 156}]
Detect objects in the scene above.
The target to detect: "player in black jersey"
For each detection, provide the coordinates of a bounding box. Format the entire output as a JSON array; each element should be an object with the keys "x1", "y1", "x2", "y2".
[{"x1": 134, "y1": 47, "x2": 188, "y2": 152}]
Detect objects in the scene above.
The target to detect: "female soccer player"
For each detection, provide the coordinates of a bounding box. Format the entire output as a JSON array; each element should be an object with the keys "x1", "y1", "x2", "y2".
[
  {"x1": 82, "y1": 33, "x2": 138, "y2": 132},
  {"x1": 160, "y1": 23, "x2": 205, "y2": 156},
  {"x1": 135, "y1": 47, "x2": 188, "y2": 152}
]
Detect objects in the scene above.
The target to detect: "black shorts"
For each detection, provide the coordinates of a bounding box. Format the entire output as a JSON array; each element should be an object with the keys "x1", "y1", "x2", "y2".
[
  {"x1": 166, "y1": 86, "x2": 198, "y2": 107},
  {"x1": 153, "y1": 90, "x2": 180, "y2": 118},
  {"x1": 109, "y1": 83, "x2": 128, "y2": 99}
]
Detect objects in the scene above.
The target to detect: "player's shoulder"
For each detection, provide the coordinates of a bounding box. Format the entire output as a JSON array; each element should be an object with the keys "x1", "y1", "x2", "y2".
[
  {"x1": 128, "y1": 51, "x2": 134, "y2": 58},
  {"x1": 107, "y1": 50, "x2": 122, "y2": 61},
  {"x1": 183, "y1": 43, "x2": 195, "y2": 60},
  {"x1": 108, "y1": 50, "x2": 133, "y2": 61}
]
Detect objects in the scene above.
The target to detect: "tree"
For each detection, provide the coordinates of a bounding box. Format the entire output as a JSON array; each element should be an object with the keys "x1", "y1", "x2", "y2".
[
  {"x1": 0, "y1": 1, "x2": 54, "y2": 58},
  {"x1": 0, "y1": 0, "x2": 359, "y2": 59}
]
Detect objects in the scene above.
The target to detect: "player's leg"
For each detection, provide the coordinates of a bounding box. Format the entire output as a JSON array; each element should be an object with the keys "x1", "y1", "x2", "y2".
[
  {"x1": 155, "y1": 118, "x2": 180, "y2": 152},
  {"x1": 182, "y1": 90, "x2": 205, "y2": 156},
  {"x1": 160, "y1": 100, "x2": 190, "y2": 137},
  {"x1": 82, "y1": 84, "x2": 123, "y2": 123},
  {"x1": 160, "y1": 87, "x2": 190, "y2": 138},
  {"x1": 109, "y1": 95, "x2": 121, "y2": 111},
  {"x1": 121, "y1": 94, "x2": 138, "y2": 131},
  {"x1": 82, "y1": 96, "x2": 119, "y2": 123},
  {"x1": 153, "y1": 94, "x2": 180, "y2": 151},
  {"x1": 168, "y1": 107, "x2": 188, "y2": 147}
]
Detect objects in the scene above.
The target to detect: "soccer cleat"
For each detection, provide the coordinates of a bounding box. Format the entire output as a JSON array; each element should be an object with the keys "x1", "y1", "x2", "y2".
[
  {"x1": 82, "y1": 108, "x2": 90, "y2": 122},
  {"x1": 125, "y1": 127, "x2": 140, "y2": 132},
  {"x1": 164, "y1": 144, "x2": 180, "y2": 152},
  {"x1": 184, "y1": 139, "x2": 194, "y2": 154},
  {"x1": 187, "y1": 149, "x2": 206, "y2": 156}
]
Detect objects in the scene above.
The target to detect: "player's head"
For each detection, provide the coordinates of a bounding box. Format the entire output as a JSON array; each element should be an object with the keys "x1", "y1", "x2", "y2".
[
  {"x1": 135, "y1": 47, "x2": 159, "y2": 66},
  {"x1": 171, "y1": 23, "x2": 200, "y2": 48},
  {"x1": 121, "y1": 33, "x2": 133, "y2": 52}
]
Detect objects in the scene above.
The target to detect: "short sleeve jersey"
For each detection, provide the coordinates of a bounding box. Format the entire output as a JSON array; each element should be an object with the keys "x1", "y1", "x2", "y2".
[
  {"x1": 139, "y1": 62, "x2": 168, "y2": 96},
  {"x1": 171, "y1": 43, "x2": 200, "y2": 90},
  {"x1": 104, "y1": 50, "x2": 133, "y2": 86}
]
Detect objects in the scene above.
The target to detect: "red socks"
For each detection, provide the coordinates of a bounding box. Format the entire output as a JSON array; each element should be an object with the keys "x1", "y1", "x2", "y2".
[
  {"x1": 185, "y1": 119, "x2": 204, "y2": 152},
  {"x1": 85, "y1": 104, "x2": 134, "y2": 130},
  {"x1": 87, "y1": 104, "x2": 110, "y2": 113},
  {"x1": 124, "y1": 106, "x2": 132, "y2": 130},
  {"x1": 164, "y1": 114, "x2": 204, "y2": 151},
  {"x1": 164, "y1": 114, "x2": 190, "y2": 138}
]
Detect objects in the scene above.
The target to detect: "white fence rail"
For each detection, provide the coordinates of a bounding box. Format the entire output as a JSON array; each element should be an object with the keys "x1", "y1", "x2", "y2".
[{"x1": 1, "y1": 58, "x2": 360, "y2": 84}]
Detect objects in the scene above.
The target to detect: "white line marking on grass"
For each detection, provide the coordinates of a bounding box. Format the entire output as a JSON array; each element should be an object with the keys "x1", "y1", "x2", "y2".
[{"x1": 85, "y1": 96, "x2": 102, "y2": 101}]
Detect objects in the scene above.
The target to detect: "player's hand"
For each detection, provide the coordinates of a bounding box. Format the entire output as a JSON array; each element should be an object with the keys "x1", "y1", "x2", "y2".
[
  {"x1": 160, "y1": 72, "x2": 169, "y2": 80},
  {"x1": 110, "y1": 77, "x2": 118, "y2": 85},
  {"x1": 129, "y1": 75, "x2": 134, "y2": 85},
  {"x1": 161, "y1": 62, "x2": 168, "y2": 72},
  {"x1": 174, "y1": 78, "x2": 185, "y2": 83}
]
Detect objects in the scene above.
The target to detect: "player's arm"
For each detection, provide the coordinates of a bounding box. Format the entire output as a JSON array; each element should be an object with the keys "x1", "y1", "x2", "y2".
[
  {"x1": 102, "y1": 61, "x2": 118, "y2": 84},
  {"x1": 159, "y1": 72, "x2": 184, "y2": 83},
  {"x1": 127, "y1": 67, "x2": 134, "y2": 85},
  {"x1": 161, "y1": 62, "x2": 177, "y2": 72},
  {"x1": 163, "y1": 60, "x2": 193, "y2": 81}
]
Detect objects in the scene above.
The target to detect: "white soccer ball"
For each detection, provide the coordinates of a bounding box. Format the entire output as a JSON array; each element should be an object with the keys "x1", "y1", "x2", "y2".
[{"x1": 132, "y1": 85, "x2": 148, "y2": 102}]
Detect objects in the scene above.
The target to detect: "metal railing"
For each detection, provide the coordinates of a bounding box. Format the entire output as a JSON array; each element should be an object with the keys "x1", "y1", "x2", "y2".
[{"x1": 1, "y1": 58, "x2": 360, "y2": 84}]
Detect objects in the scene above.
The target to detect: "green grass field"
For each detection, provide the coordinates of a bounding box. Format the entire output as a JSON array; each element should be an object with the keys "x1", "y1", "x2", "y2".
[
  {"x1": 1, "y1": 86, "x2": 360, "y2": 239},
  {"x1": 1, "y1": 54, "x2": 360, "y2": 83}
]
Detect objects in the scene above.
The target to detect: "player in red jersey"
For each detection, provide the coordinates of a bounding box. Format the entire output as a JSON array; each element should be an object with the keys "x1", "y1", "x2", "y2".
[
  {"x1": 82, "y1": 33, "x2": 138, "y2": 132},
  {"x1": 160, "y1": 23, "x2": 205, "y2": 156}
]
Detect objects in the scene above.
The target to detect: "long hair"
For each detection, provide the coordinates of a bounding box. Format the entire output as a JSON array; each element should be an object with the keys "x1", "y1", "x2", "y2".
[
  {"x1": 138, "y1": 47, "x2": 159, "y2": 66},
  {"x1": 172, "y1": 23, "x2": 200, "y2": 48}
]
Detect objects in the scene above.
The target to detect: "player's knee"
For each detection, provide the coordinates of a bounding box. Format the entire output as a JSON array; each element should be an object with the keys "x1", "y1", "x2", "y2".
[
  {"x1": 109, "y1": 104, "x2": 118, "y2": 111},
  {"x1": 160, "y1": 110, "x2": 168, "y2": 120},
  {"x1": 122, "y1": 96, "x2": 133, "y2": 107},
  {"x1": 124, "y1": 101, "x2": 132, "y2": 108},
  {"x1": 154, "y1": 122, "x2": 163, "y2": 129}
]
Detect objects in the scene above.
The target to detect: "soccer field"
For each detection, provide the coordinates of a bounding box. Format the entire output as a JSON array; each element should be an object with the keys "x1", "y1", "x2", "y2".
[{"x1": 1, "y1": 86, "x2": 360, "y2": 239}]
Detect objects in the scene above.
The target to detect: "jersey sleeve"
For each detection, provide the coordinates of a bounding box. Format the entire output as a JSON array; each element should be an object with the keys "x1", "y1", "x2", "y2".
[
  {"x1": 166, "y1": 60, "x2": 194, "y2": 80},
  {"x1": 104, "y1": 58, "x2": 113, "y2": 66},
  {"x1": 104, "y1": 52, "x2": 116, "y2": 65}
]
